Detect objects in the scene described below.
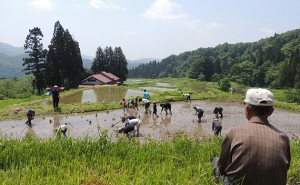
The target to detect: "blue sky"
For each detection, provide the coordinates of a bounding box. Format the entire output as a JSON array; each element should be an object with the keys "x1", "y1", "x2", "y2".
[{"x1": 1, "y1": 0, "x2": 300, "y2": 60}]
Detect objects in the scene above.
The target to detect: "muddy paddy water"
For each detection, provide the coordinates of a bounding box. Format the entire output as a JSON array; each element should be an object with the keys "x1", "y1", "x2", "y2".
[{"x1": 1, "y1": 100, "x2": 299, "y2": 141}]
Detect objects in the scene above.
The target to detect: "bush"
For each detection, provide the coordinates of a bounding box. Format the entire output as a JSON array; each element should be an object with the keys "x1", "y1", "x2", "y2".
[
  {"x1": 218, "y1": 78, "x2": 231, "y2": 92},
  {"x1": 284, "y1": 89, "x2": 300, "y2": 103}
]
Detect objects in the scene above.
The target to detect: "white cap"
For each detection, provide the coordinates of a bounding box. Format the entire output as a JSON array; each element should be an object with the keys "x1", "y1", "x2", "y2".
[
  {"x1": 54, "y1": 85, "x2": 58, "y2": 88},
  {"x1": 244, "y1": 88, "x2": 274, "y2": 106}
]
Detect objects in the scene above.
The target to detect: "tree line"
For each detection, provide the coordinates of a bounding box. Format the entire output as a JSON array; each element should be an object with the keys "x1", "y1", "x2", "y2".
[
  {"x1": 128, "y1": 29, "x2": 300, "y2": 90},
  {"x1": 23, "y1": 21, "x2": 128, "y2": 95}
]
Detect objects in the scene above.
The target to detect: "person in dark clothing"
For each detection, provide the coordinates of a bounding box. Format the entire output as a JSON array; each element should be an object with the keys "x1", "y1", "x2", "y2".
[
  {"x1": 122, "y1": 115, "x2": 137, "y2": 125},
  {"x1": 127, "y1": 99, "x2": 134, "y2": 108},
  {"x1": 25, "y1": 109, "x2": 35, "y2": 127},
  {"x1": 212, "y1": 119, "x2": 222, "y2": 136},
  {"x1": 144, "y1": 99, "x2": 151, "y2": 114},
  {"x1": 134, "y1": 97, "x2": 139, "y2": 110},
  {"x1": 193, "y1": 106, "x2": 204, "y2": 123},
  {"x1": 160, "y1": 103, "x2": 172, "y2": 115},
  {"x1": 118, "y1": 124, "x2": 136, "y2": 137},
  {"x1": 51, "y1": 85, "x2": 60, "y2": 108},
  {"x1": 152, "y1": 101, "x2": 158, "y2": 117},
  {"x1": 213, "y1": 107, "x2": 223, "y2": 118}
]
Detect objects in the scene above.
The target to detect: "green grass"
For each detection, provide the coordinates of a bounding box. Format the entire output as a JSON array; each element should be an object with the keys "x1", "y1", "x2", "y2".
[
  {"x1": 0, "y1": 135, "x2": 298, "y2": 185},
  {"x1": 1, "y1": 78, "x2": 300, "y2": 121},
  {"x1": 0, "y1": 78, "x2": 299, "y2": 184}
]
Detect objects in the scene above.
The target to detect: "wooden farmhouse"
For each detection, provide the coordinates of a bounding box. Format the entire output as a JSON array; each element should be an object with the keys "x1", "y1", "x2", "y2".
[{"x1": 80, "y1": 71, "x2": 122, "y2": 87}]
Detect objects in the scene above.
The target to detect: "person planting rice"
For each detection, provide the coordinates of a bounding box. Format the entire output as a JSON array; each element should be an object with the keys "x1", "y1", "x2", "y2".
[
  {"x1": 144, "y1": 99, "x2": 151, "y2": 114},
  {"x1": 119, "y1": 117, "x2": 141, "y2": 137},
  {"x1": 152, "y1": 101, "x2": 158, "y2": 117},
  {"x1": 212, "y1": 118, "x2": 222, "y2": 136},
  {"x1": 182, "y1": 93, "x2": 191, "y2": 102},
  {"x1": 25, "y1": 109, "x2": 35, "y2": 127},
  {"x1": 55, "y1": 123, "x2": 68, "y2": 137},
  {"x1": 160, "y1": 103, "x2": 172, "y2": 115},
  {"x1": 193, "y1": 106, "x2": 204, "y2": 123},
  {"x1": 213, "y1": 107, "x2": 223, "y2": 118}
]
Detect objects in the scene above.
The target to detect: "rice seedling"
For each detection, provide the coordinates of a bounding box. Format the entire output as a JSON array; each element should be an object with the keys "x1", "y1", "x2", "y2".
[{"x1": 0, "y1": 135, "x2": 298, "y2": 185}]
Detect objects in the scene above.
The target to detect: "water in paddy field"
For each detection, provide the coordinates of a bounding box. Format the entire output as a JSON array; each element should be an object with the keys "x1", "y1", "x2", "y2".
[
  {"x1": 43, "y1": 87, "x2": 146, "y2": 105},
  {"x1": 1, "y1": 100, "x2": 299, "y2": 141}
]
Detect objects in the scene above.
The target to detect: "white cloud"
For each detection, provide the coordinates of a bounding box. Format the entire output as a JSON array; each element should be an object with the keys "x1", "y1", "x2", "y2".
[
  {"x1": 143, "y1": 0, "x2": 187, "y2": 21},
  {"x1": 29, "y1": 0, "x2": 52, "y2": 9},
  {"x1": 90, "y1": 0, "x2": 126, "y2": 11},
  {"x1": 261, "y1": 28, "x2": 275, "y2": 36}
]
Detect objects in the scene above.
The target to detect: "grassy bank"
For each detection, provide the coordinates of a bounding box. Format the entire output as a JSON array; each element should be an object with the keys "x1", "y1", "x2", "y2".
[
  {"x1": 0, "y1": 136, "x2": 299, "y2": 185},
  {"x1": 0, "y1": 78, "x2": 299, "y2": 184},
  {"x1": 1, "y1": 78, "x2": 300, "y2": 121}
]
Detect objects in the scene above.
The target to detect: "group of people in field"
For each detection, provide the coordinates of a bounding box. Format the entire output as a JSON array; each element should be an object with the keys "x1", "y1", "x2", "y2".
[
  {"x1": 26, "y1": 86, "x2": 292, "y2": 185},
  {"x1": 118, "y1": 89, "x2": 225, "y2": 138},
  {"x1": 25, "y1": 85, "x2": 64, "y2": 136},
  {"x1": 118, "y1": 88, "x2": 291, "y2": 185}
]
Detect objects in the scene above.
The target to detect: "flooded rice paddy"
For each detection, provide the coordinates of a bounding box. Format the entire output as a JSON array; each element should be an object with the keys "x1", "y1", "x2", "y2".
[{"x1": 1, "y1": 100, "x2": 299, "y2": 141}]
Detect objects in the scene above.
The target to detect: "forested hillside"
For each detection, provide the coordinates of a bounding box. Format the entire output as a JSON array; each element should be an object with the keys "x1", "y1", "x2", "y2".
[{"x1": 128, "y1": 29, "x2": 300, "y2": 89}]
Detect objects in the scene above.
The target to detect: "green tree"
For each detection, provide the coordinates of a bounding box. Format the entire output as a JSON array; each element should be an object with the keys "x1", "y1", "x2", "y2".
[
  {"x1": 113, "y1": 47, "x2": 128, "y2": 81},
  {"x1": 45, "y1": 21, "x2": 84, "y2": 89},
  {"x1": 219, "y1": 78, "x2": 231, "y2": 92},
  {"x1": 91, "y1": 47, "x2": 105, "y2": 73},
  {"x1": 45, "y1": 21, "x2": 65, "y2": 86},
  {"x1": 63, "y1": 29, "x2": 85, "y2": 89},
  {"x1": 23, "y1": 27, "x2": 46, "y2": 95}
]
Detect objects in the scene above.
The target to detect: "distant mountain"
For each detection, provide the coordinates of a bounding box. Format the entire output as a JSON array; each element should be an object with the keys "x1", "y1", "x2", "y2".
[
  {"x1": 0, "y1": 42, "x2": 158, "y2": 77},
  {"x1": 0, "y1": 42, "x2": 24, "y2": 56},
  {"x1": 0, "y1": 42, "x2": 96, "y2": 77},
  {"x1": 127, "y1": 58, "x2": 160, "y2": 69}
]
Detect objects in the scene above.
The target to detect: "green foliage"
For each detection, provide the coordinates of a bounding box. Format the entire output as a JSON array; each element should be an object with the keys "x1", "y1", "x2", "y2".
[
  {"x1": 284, "y1": 89, "x2": 300, "y2": 103},
  {"x1": 45, "y1": 21, "x2": 85, "y2": 88},
  {"x1": 0, "y1": 75, "x2": 35, "y2": 99},
  {"x1": 128, "y1": 29, "x2": 300, "y2": 90},
  {"x1": 0, "y1": 136, "x2": 222, "y2": 184},
  {"x1": 23, "y1": 27, "x2": 46, "y2": 95},
  {"x1": 91, "y1": 46, "x2": 128, "y2": 81},
  {"x1": 218, "y1": 78, "x2": 231, "y2": 92},
  {"x1": 0, "y1": 135, "x2": 298, "y2": 184}
]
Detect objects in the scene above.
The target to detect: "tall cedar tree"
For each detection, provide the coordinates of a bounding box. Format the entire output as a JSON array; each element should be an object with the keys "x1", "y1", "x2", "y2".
[
  {"x1": 23, "y1": 27, "x2": 46, "y2": 95},
  {"x1": 113, "y1": 47, "x2": 128, "y2": 81},
  {"x1": 91, "y1": 47, "x2": 105, "y2": 73},
  {"x1": 63, "y1": 29, "x2": 85, "y2": 89},
  {"x1": 45, "y1": 21, "x2": 65, "y2": 87},
  {"x1": 91, "y1": 46, "x2": 128, "y2": 81},
  {"x1": 45, "y1": 21, "x2": 85, "y2": 89}
]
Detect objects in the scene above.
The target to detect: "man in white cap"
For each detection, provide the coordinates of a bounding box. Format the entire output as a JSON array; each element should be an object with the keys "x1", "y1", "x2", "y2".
[
  {"x1": 215, "y1": 88, "x2": 291, "y2": 185},
  {"x1": 51, "y1": 85, "x2": 60, "y2": 108}
]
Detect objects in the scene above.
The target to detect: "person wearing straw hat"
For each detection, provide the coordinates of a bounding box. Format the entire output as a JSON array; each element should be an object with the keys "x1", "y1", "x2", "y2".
[{"x1": 215, "y1": 88, "x2": 291, "y2": 185}]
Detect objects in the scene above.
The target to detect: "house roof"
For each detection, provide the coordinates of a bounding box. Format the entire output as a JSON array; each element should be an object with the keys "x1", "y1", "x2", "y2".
[
  {"x1": 82, "y1": 73, "x2": 112, "y2": 83},
  {"x1": 101, "y1": 71, "x2": 120, "y2": 81}
]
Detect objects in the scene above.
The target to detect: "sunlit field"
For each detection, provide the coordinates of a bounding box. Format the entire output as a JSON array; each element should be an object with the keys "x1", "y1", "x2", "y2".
[{"x1": 0, "y1": 78, "x2": 299, "y2": 184}]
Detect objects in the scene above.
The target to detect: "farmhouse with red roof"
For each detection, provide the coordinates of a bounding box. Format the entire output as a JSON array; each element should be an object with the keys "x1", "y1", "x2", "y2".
[{"x1": 80, "y1": 71, "x2": 122, "y2": 87}]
